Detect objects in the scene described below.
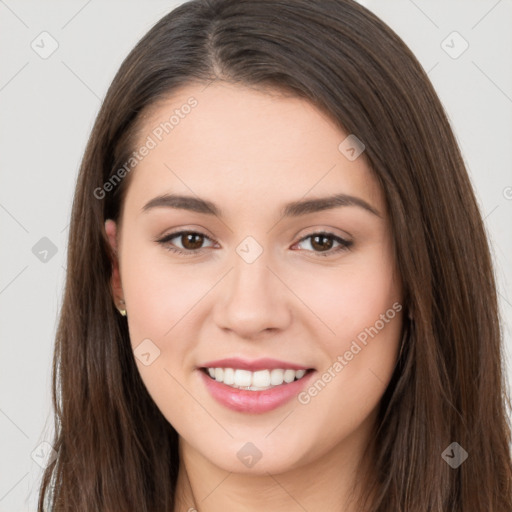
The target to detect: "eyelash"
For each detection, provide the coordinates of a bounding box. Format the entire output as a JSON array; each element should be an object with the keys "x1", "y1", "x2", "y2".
[{"x1": 156, "y1": 230, "x2": 353, "y2": 258}]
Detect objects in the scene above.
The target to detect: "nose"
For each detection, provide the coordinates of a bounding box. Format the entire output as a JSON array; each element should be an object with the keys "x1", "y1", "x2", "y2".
[{"x1": 213, "y1": 247, "x2": 293, "y2": 339}]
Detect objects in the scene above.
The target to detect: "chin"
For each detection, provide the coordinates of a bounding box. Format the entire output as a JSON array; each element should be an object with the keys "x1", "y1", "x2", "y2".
[{"x1": 183, "y1": 431, "x2": 314, "y2": 476}]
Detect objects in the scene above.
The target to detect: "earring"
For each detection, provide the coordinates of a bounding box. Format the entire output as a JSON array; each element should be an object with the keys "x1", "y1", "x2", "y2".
[{"x1": 118, "y1": 299, "x2": 127, "y2": 317}]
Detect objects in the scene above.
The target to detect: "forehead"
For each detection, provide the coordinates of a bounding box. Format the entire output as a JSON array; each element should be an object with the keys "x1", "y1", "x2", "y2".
[{"x1": 123, "y1": 82, "x2": 383, "y2": 219}]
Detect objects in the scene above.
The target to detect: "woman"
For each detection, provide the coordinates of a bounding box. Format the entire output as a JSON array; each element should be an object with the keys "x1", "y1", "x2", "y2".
[{"x1": 38, "y1": 0, "x2": 512, "y2": 510}]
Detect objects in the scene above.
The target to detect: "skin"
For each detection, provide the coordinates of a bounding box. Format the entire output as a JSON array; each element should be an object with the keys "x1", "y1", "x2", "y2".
[{"x1": 105, "y1": 81, "x2": 403, "y2": 512}]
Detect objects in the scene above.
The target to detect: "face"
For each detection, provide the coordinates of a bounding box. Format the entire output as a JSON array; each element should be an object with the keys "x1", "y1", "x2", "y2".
[{"x1": 105, "y1": 82, "x2": 403, "y2": 475}]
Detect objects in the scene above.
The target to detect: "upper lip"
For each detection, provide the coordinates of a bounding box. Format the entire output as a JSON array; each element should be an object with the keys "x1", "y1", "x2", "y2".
[{"x1": 199, "y1": 357, "x2": 312, "y2": 372}]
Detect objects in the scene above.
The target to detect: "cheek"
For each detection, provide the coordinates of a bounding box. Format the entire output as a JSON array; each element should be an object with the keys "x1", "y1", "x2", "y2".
[
  {"x1": 120, "y1": 243, "x2": 210, "y2": 343},
  {"x1": 295, "y1": 248, "x2": 401, "y2": 351},
  {"x1": 293, "y1": 316, "x2": 401, "y2": 466},
  {"x1": 292, "y1": 250, "x2": 402, "y2": 433},
  {"x1": 119, "y1": 245, "x2": 208, "y2": 426}
]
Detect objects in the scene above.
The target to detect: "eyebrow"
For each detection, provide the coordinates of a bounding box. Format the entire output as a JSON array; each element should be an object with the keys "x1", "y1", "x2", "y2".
[{"x1": 141, "y1": 192, "x2": 381, "y2": 218}]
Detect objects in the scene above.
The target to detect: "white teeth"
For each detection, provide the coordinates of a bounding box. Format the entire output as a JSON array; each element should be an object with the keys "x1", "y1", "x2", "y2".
[
  {"x1": 295, "y1": 369, "x2": 306, "y2": 379},
  {"x1": 234, "y1": 369, "x2": 252, "y2": 387},
  {"x1": 223, "y1": 367, "x2": 235, "y2": 385},
  {"x1": 283, "y1": 369, "x2": 296, "y2": 383},
  {"x1": 270, "y1": 369, "x2": 284, "y2": 385},
  {"x1": 252, "y1": 370, "x2": 270, "y2": 387},
  {"x1": 204, "y1": 367, "x2": 309, "y2": 390}
]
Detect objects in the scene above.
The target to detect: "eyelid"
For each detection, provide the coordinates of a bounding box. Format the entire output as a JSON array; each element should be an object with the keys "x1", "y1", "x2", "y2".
[
  {"x1": 156, "y1": 229, "x2": 217, "y2": 253},
  {"x1": 155, "y1": 224, "x2": 216, "y2": 241},
  {"x1": 293, "y1": 224, "x2": 354, "y2": 241}
]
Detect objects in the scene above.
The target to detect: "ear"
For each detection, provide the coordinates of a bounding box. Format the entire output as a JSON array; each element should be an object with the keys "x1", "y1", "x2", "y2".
[{"x1": 105, "y1": 219, "x2": 124, "y2": 305}]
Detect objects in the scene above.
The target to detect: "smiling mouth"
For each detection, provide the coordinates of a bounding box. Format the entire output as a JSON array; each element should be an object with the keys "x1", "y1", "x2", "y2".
[{"x1": 200, "y1": 367, "x2": 315, "y2": 391}]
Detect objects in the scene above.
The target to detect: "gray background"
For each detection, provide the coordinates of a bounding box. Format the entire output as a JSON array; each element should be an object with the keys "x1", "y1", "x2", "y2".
[{"x1": 1, "y1": 1, "x2": 511, "y2": 510}]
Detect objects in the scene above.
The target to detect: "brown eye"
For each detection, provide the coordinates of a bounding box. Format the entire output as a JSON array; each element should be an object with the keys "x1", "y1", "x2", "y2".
[
  {"x1": 180, "y1": 232, "x2": 205, "y2": 250},
  {"x1": 310, "y1": 234, "x2": 334, "y2": 252},
  {"x1": 157, "y1": 230, "x2": 216, "y2": 256},
  {"x1": 157, "y1": 230, "x2": 352, "y2": 258},
  {"x1": 294, "y1": 232, "x2": 353, "y2": 257}
]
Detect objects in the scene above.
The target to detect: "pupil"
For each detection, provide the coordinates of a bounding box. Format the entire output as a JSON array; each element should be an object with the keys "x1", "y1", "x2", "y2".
[
  {"x1": 184, "y1": 233, "x2": 203, "y2": 250},
  {"x1": 312, "y1": 234, "x2": 332, "y2": 251}
]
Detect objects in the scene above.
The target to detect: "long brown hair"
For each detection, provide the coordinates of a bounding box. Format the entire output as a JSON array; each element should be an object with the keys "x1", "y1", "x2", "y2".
[{"x1": 38, "y1": 0, "x2": 512, "y2": 510}]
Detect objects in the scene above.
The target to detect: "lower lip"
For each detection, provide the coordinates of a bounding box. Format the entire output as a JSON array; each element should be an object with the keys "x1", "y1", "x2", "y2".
[{"x1": 198, "y1": 369, "x2": 315, "y2": 414}]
